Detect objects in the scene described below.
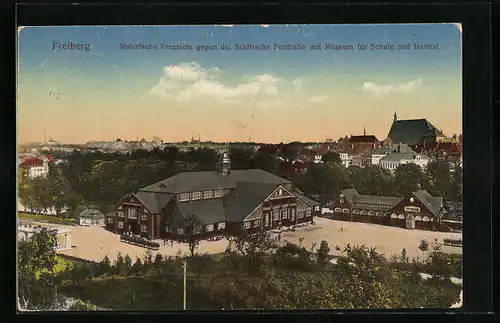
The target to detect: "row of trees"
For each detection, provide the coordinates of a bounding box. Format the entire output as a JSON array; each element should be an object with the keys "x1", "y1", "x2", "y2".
[
  {"x1": 18, "y1": 227, "x2": 461, "y2": 310},
  {"x1": 297, "y1": 160, "x2": 462, "y2": 202},
  {"x1": 18, "y1": 164, "x2": 83, "y2": 217},
  {"x1": 23, "y1": 146, "x2": 461, "y2": 218}
]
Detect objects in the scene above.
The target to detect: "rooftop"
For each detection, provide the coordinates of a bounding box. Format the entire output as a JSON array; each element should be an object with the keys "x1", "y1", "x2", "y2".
[
  {"x1": 388, "y1": 118, "x2": 445, "y2": 145},
  {"x1": 140, "y1": 169, "x2": 291, "y2": 194}
]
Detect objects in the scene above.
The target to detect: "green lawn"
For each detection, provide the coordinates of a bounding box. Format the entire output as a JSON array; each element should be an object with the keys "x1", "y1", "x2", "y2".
[
  {"x1": 18, "y1": 212, "x2": 77, "y2": 226},
  {"x1": 36, "y1": 256, "x2": 74, "y2": 279}
]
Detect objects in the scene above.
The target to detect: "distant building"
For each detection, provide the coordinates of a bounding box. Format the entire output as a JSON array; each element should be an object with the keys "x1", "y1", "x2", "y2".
[
  {"x1": 371, "y1": 147, "x2": 395, "y2": 166},
  {"x1": 106, "y1": 152, "x2": 321, "y2": 241},
  {"x1": 78, "y1": 209, "x2": 105, "y2": 226},
  {"x1": 18, "y1": 223, "x2": 72, "y2": 251},
  {"x1": 387, "y1": 112, "x2": 447, "y2": 145},
  {"x1": 331, "y1": 188, "x2": 447, "y2": 230},
  {"x1": 19, "y1": 156, "x2": 49, "y2": 179},
  {"x1": 339, "y1": 152, "x2": 353, "y2": 168},
  {"x1": 379, "y1": 152, "x2": 431, "y2": 172}
]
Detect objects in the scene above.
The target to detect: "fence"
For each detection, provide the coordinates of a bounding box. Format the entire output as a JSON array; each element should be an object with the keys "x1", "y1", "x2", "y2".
[
  {"x1": 443, "y1": 238, "x2": 462, "y2": 247},
  {"x1": 120, "y1": 235, "x2": 160, "y2": 250}
]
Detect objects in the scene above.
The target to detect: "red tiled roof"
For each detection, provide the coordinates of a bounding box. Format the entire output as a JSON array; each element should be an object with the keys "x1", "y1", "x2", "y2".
[
  {"x1": 20, "y1": 156, "x2": 44, "y2": 167},
  {"x1": 349, "y1": 135, "x2": 379, "y2": 143}
]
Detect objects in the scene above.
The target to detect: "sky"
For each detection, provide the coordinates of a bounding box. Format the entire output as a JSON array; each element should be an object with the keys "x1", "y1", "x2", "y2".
[{"x1": 17, "y1": 24, "x2": 462, "y2": 144}]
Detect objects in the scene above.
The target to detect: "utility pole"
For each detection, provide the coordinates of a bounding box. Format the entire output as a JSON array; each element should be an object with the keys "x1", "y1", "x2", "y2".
[{"x1": 183, "y1": 260, "x2": 187, "y2": 310}]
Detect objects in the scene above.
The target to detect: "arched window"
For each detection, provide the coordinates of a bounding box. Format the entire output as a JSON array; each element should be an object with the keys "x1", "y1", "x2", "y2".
[
  {"x1": 415, "y1": 216, "x2": 422, "y2": 221},
  {"x1": 422, "y1": 216, "x2": 430, "y2": 222},
  {"x1": 398, "y1": 214, "x2": 405, "y2": 219},
  {"x1": 391, "y1": 213, "x2": 398, "y2": 218},
  {"x1": 352, "y1": 209, "x2": 360, "y2": 214},
  {"x1": 368, "y1": 211, "x2": 375, "y2": 216}
]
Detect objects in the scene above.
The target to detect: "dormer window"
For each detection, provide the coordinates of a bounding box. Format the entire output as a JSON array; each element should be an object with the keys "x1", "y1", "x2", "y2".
[{"x1": 179, "y1": 193, "x2": 189, "y2": 202}]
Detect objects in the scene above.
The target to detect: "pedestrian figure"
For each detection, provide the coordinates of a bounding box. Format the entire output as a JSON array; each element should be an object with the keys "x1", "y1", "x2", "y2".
[
  {"x1": 171, "y1": 240, "x2": 173, "y2": 247},
  {"x1": 341, "y1": 227, "x2": 343, "y2": 232}
]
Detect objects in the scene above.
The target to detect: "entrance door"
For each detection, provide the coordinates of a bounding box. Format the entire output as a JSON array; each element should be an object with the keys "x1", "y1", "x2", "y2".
[{"x1": 405, "y1": 214, "x2": 415, "y2": 230}]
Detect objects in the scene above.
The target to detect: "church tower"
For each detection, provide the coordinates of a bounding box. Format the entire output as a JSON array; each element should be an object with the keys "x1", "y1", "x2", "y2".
[{"x1": 221, "y1": 151, "x2": 231, "y2": 176}]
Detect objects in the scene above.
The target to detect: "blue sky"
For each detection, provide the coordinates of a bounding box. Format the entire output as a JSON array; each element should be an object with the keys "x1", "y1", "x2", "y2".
[{"x1": 17, "y1": 24, "x2": 462, "y2": 144}]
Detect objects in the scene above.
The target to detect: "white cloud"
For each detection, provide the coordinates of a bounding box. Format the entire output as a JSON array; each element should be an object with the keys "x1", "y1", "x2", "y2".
[
  {"x1": 149, "y1": 62, "x2": 281, "y2": 102},
  {"x1": 361, "y1": 79, "x2": 423, "y2": 96},
  {"x1": 309, "y1": 95, "x2": 329, "y2": 103},
  {"x1": 292, "y1": 76, "x2": 308, "y2": 89}
]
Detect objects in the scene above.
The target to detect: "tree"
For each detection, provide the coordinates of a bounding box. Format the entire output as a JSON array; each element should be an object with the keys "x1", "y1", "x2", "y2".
[
  {"x1": 394, "y1": 163, "x2": 426, "y2": 196},
  {"x1": 418, "y1": 239, "x2": 429, "y2": 259},
  {"x1": 297, "y1": 163, "x2": 346, "y2": 198},
  {"x1": 449, "y1": 165, "x2": 463, "y2": 202},
  {"x1": 184, "y1": 213, "x2": 203, "y2": 257},
  {"x1": 321, "y1": 151, "x2": 341, "y2": 165},
  {"x1": 154, "y1": 253, "x2": 163, "y2": 265},
  {"x1": 124, "y1": 255, "x2": 133, "y2": 268},
  {"x1": 114, "y1": 252, "x2": 125, "y2": 275},
  {"x1": 18, "y1": 227, "x2": 63, "y2": 310},
  {"x1": 272, "y1": 242, "x2": 313, "y2": 271},
  {"x1": 316, "y1": 240, "x2": 331, "y2": 265},
  {"x1": 99, "y1": 255, "x2": 111, "y2": 276},
  {"x1": 226, "y1": 230, "x2": 278, "y2": 273},
  {"x1": 69, "y1": 299, "x2": 97, "y2": 311},
  {"x1": 424, "y1": 160, "x2": 452, "y2": 198}
]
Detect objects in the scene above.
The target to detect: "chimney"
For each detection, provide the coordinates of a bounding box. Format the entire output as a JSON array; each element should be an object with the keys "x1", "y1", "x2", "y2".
[
  {"x1": 363, "y1": 126, "x2": 366, "y2": 136},
  {"x1": 416, "y1": 183, "x2": 422, "y2": 191},
  {"x1": 221, "y1": 151, "x2": 231, "y2": 175},
  {"x1": 393, "y1": 112, "x2": 397, "y2": 123}
]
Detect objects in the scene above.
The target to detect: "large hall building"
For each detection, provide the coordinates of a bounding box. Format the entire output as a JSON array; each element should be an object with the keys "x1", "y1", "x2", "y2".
[{"x1": 105, "y1": 153, "x2": 321, "y2": 240}]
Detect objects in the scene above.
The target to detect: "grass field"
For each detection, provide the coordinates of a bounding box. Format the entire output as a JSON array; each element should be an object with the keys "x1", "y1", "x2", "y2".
[
  {"x1": 18, "y1": 212, "x2": 77, "y2": 226},
  {"x1": 36, "y1": 256, "x2": 74, "y2": 279}
]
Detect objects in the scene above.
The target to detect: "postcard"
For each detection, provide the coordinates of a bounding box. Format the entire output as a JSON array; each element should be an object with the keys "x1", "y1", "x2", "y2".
[{"x1": 16, "y1": 24, "x2": 463, "y2": 311}]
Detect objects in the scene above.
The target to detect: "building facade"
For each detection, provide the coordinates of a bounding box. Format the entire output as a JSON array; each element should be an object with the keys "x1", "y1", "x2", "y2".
[
  {"x1": 387, "y1": 113, "x2": 447, "y2": 145},
  {"x1": 330, "y1": 188, "x2": 447, "y2": 230},
  {"x1": 106, "y1": 153, "x2": 321, "y2": 241},
  {"x1": 379, "y1": 152, "x2": 432, "y2": 172}
]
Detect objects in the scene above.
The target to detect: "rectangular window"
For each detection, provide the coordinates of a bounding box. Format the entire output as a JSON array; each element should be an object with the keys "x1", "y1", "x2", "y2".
[
  {"x1": 243, "y1": 221, "x2": 251, "y2": 229},
  {"x1": 264, "y1": 214, "x2": 269, "y2": 226},
  {"x1": 290, "y1": 208, "x2": 295, "y2": 218},
  {"x1": 218, "y1": 222, "x2": 226, "y2": 230},
  {"x1": 165, "y1": 225, "x2": 169, "y2": 232},
  {"x1": 118, "y1": 221, "x2": 124, "y2": 228},
  {"x1": 107, "y1": 217, "x2": 113, "y2": 224},
  {"x1": 206, "y1": 224, "x2": 214, "y2": 232},
  {"x1": 141, "y1": 214, "x2": 148, "y2": 221},
  {"x1": 177, "y1": 228, "x2": 185, "y2": 235},
  {"x1": 314, "y1": 206, "x2": 320, "y2": 211},
  {"x1": 306, "y1": 209, "x2": 312, "y2": 217},
  {"x1": 202, "y1": 190, "x2": 213, "y2": 199},
  {"x1": 141, "y1": 224, "x2": 148, "y2": 232},
  {"x1": 191, "y1": 191, "x2": 201, "y2": 200},
  {"x1": 117, "y1": 211, "x2": 124, "y2": 218},
  {"x1": 281, "y1": 209, "x2": 287, "y2": 219},
  {"x1": 214, "y1": 189, "x2": 225, "y2": 198},
  {"x1": 179, "y1": 193, "x2": 190, "y2": 202},
  {"x1": 298, "y1": 211, "x2": 304, "y2": 218},
  {"x1": 128, "y1": 207, "x2": 137, "y2": 219},
  {"x1": 253, "y1": 220, "x2": 261, "y2": 227},
  {"x1": 273, "y1": 210, "x2": 279, "y2": 221}
]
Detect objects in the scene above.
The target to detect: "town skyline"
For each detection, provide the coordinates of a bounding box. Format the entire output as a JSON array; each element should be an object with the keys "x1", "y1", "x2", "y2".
[{"x1": 18, "y1": 24, "x2": 462, "y2": 145}]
